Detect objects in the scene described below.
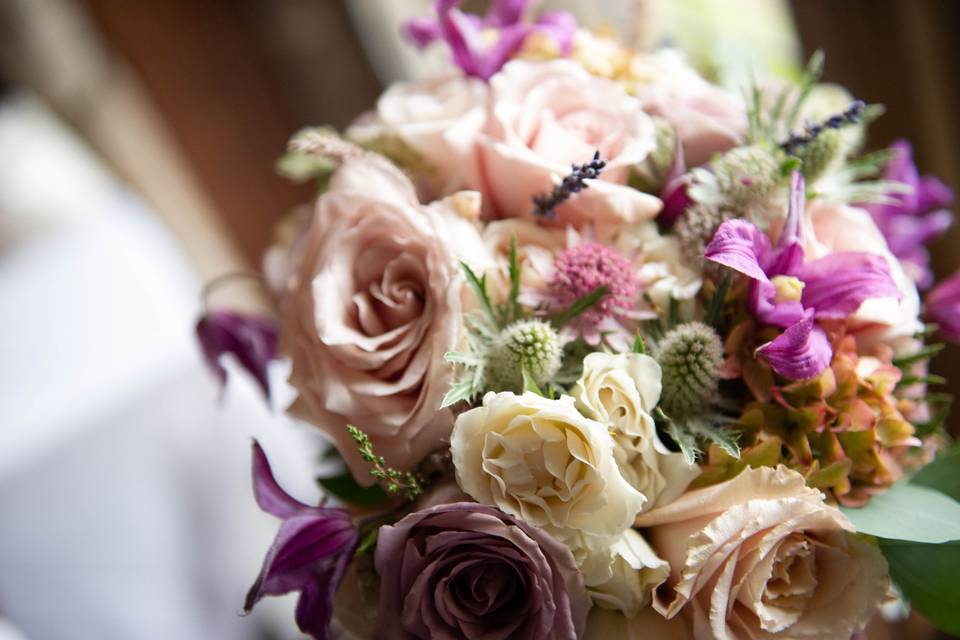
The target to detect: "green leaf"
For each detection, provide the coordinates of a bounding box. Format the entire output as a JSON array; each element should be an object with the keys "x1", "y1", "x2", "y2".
[
  {"x1": 880, "y1": 539, "x2": 960, "y2": 635},
  {"x1": 664, "y1": 419, "x2": 699, "y2": 466},
  {"x1": 549, "y1": 285, "x2": 609, "y2": 329},
  {"x1": 910, "y1": 447, "x2": 960, "y2": 502},
  {"x1": 354, "y1": 526, "x2": 380, "y2": 557},
  {"x1": 689, "y1": 419, "x2": 741, "y2": 459},
  {"x1": 441, "y1": 379, "x2": 479, "y2": 408},
  {"x1": 668, "y1": 296, "x2": 680, "y2": 328},
  {"x1": 704, "y1": 271, "x2": 732, "y2": 329},
  {"x1": 892, "y1": 343, "x2": 944, "y2": 368},
  {"x1": 318, "y1": 472, "x2": 389, "y2": 507},
  {"x1": 521, "y1": 362, "x2": 545, "y2": 397},
  {"x1": 631, "y1": 334, "x2": 646, "y2": 354},
  {"x1": 460, "y1": 262, "x2": 498, "y2": 328},
  {"x1": 506, "y1": 235, "x2": 522, "y2": 324},
  {"x1": 840, "y1": 482, "x2": 960, "y2": 543}
]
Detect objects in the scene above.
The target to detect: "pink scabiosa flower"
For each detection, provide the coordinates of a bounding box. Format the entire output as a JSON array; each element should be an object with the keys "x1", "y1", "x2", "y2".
[
  {"x1": 705, "y1": 172, "x2": 901, "y2": 380},
  {"x1": 404, "y1": 0, "x2": 576, "y2": 81},
  {"x1": 523, "y1": 228, "x2": 652, "y2": 348}
]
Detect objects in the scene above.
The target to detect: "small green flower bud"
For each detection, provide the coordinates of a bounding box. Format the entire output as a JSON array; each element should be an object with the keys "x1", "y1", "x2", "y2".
[
  {"x1": 485, "y1": 320, "x2": 562, "y2": 392},
  {"x1": 656, "y1": 321, "x2": 723, "y2": 418},
  {"x1": 796, "y1": 128, "x2": 844, "y2": 183},
  {"x1": 713, "y1": 145, "x2": 782, "y2": 205}
]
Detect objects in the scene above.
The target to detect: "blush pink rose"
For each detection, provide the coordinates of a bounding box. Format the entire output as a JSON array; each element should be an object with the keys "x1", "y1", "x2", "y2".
[
  {"x1": 280, "y1": 153, "x2": 483, "y2": 482},
  {"x1": 636, "y1": 466, "x2": 888, "y2": 640},
  {"x1": 347, "y1": 74, "x2": 487, "y2": 196},
  {"x1": 632, "y1": 50, "x2": 746, "y2": 167},
  {"x1": 478, "y1": 59, "x2": 662, "y2": 227}
]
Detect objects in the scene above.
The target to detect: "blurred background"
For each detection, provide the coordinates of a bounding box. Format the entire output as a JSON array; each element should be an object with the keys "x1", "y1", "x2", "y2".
[{"x1": 0, "y1": 0, "x2": 957, "y2": 638}]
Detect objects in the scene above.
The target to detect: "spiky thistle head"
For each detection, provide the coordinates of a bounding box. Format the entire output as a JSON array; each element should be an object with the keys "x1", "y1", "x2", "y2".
[
  {"x1": 656, "y1": 321, "x2": 723, "y2": 418},
  {"x1": 675, "y1": 203, "x2": 733, "y2": 264},
  {"x1": 484, "y1": 319, "x2": 562, "y2": 392},
  {"x1": 712, "y1": 144, "x2": 783, "y2": 205}
]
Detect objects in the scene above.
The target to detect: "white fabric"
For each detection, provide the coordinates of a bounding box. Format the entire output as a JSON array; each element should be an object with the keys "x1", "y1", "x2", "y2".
[{"x1": 0, "y1": 95, "x2": 324, "y2": 639}]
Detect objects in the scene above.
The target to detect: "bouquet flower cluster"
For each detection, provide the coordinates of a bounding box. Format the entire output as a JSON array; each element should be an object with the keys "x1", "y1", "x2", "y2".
[{"x1": 197, "y1": 2, "x2": 960, "y2": 638}]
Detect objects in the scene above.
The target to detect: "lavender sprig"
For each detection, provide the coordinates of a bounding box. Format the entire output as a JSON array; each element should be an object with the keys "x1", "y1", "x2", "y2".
[
  {"x1": 780, "y1": 100, "x2": 866, "y2": 155},
  {"x1": 532, "y1": 151, "x2": 606, "y2": 218}
]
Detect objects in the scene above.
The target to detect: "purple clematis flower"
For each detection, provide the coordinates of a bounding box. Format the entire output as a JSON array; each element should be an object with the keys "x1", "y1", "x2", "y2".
[
  {"x1": 404, "y1": 0, "x2": 576, "y2": 81},
  {"x1": 706, "y1": 172, "x2": 901, "y2": 380},
  {"x1": 243, "y1": 442, "x2": 358, "y2": 640},
  {"x1": 864, "y1": 139, "x2": 954, "y2": 289},
  {"x1": 196, "y1": 310, "x2": 278, "y2": 400},
  {"x1": 657, "y1": 134, "x2": 692, "y2": 227},
  {"x1": 926, "y1": 270, "x2": 960, "y2": 343}
]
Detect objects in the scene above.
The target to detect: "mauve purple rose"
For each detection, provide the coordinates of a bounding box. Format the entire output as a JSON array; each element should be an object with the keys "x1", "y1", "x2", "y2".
[{"x1": 374, "y1": 502, "x2": 590, "y2": 640}]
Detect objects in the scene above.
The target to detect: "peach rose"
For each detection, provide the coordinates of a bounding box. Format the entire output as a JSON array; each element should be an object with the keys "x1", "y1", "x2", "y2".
[
  {"x1": 281, "y1": 154, "x2": 485, "y2": 481},
  {"x1": 635, "y1": 466, "x2": 888, "y2": 640},
  {"x1": 346, "y1": 73, "x2": 487, "y2": 195},
  {"x1": 804, "y1": 200, "x2": 922, "y2": 342},
  {"x1": 478, "y1": 59, "x2": 662, "y2": 227},
  {"x1": 631, "y1": 50, "x2": 746, "y2": 167}
]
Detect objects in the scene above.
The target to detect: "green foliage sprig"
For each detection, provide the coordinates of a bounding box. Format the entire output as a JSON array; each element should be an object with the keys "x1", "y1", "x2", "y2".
[{"x1": 347, "y1": 425, "x2": 422, "y2": 500}]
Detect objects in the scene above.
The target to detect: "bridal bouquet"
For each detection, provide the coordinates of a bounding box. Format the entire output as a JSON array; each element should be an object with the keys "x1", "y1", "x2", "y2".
[{"x1": 197, "y1": 2, "x2": 960, "y2": 638}]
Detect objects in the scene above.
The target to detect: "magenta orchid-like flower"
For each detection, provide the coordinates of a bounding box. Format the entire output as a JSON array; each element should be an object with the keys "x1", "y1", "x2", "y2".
[
  {"x1": 926, "y1": 270, "x2": 960, "y2": 343},
  {"x1": 196, "y1": 310, "x2": 278, "y2": 400},
  {"x1": 656, "y1": 135, "x2": 692, "y2": 227},
  {"x1": 404, "y1": 0, "x2": 576, "y2": 81},
  {"x1": 243, "y1": 442, "x2": 358, "y2": 640},
  {"x1": 864, "y1": 139, "x2": 954, "y2": 289},
  {"x1": 706, "y1": 172, "x2": 901, "y2": 380}
]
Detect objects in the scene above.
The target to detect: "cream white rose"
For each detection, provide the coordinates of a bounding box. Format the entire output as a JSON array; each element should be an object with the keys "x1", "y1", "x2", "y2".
[
  {"x1": 573, "y1": 352, "x2": 699, "y2": 512},
  {"x1": 585, "y1": 529, "x2": 670, "y2": 617},
  {"x1": 281, "y1": 154, "x2": 483, "y2": 482},
  {"x1": 478, "y1": 59, "x2": 662, "y2": 227},
  {"x1": 636, "y1": 466, "x2": 889, "y2": 640},
  {"x1": 450, "y1": 391, "x2": 647, "y2": 540},
  {"x1": 346, "y1": 74, "x2": 487, "y2": 195},
  {"x1": 612, "y1": 221, "x2": 703, "y2": 311}
]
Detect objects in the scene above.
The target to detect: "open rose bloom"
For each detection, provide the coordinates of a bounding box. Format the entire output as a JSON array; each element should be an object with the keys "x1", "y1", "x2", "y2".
[{"x1": 198, "y1": 2, "x2": 960, "y2": 639}]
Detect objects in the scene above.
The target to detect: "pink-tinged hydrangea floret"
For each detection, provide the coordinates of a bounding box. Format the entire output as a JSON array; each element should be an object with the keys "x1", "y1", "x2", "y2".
[{"x1": 549, "y1": 241, "x2": 639, "y2": 327}]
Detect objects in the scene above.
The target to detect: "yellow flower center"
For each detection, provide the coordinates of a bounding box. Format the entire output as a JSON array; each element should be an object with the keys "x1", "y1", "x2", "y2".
[{"x1": 772, "y1": 275, "x2": 805, "y2": 304}]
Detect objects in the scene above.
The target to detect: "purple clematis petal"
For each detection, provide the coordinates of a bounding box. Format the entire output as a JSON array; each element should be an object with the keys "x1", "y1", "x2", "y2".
[
  {"x1": 243, "y1": 442, "x2": 358, "y2": 640},
  {"x1": 196, "y1": 310, "x2": 278, "y2": 400},
  {"x1": 798, "y1": 252, "x2": 901, "y2": 319},
  {"x1": 402, "y1": 0, "x2": 576, "y2": 80},
  {"x1": 657, "y1": 135, "x2": 690, "y2": 227},
  {"x1": 704, "y1": 218, "x2": 773, "y2": 282},
  {"x1": 403, "y1": 16, "x2": 442, "y2": 48},
  {"x1": 532, "y1": 10, "x2": 577, "y2": 53},
  {"x1": 756, "y1": 311, "x2": 833, "y2": 380},
  {"x1": 926, "y1": 270, "x2": 960, "y2": 343},
  {"x1": 864, "y1": 139, "x2": 954, "y2": 288},
  {"x1": 485, "y1": 0, "x2": 527, "y2": 27}
]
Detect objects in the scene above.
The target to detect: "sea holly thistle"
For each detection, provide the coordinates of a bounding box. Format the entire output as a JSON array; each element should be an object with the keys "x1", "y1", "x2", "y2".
[
  {"x1": 442, "y1": 237, "x2": 610, "y2": 405},
  {"x1": 347, "y1": 426, "x2": 422, "y2": 500}
]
